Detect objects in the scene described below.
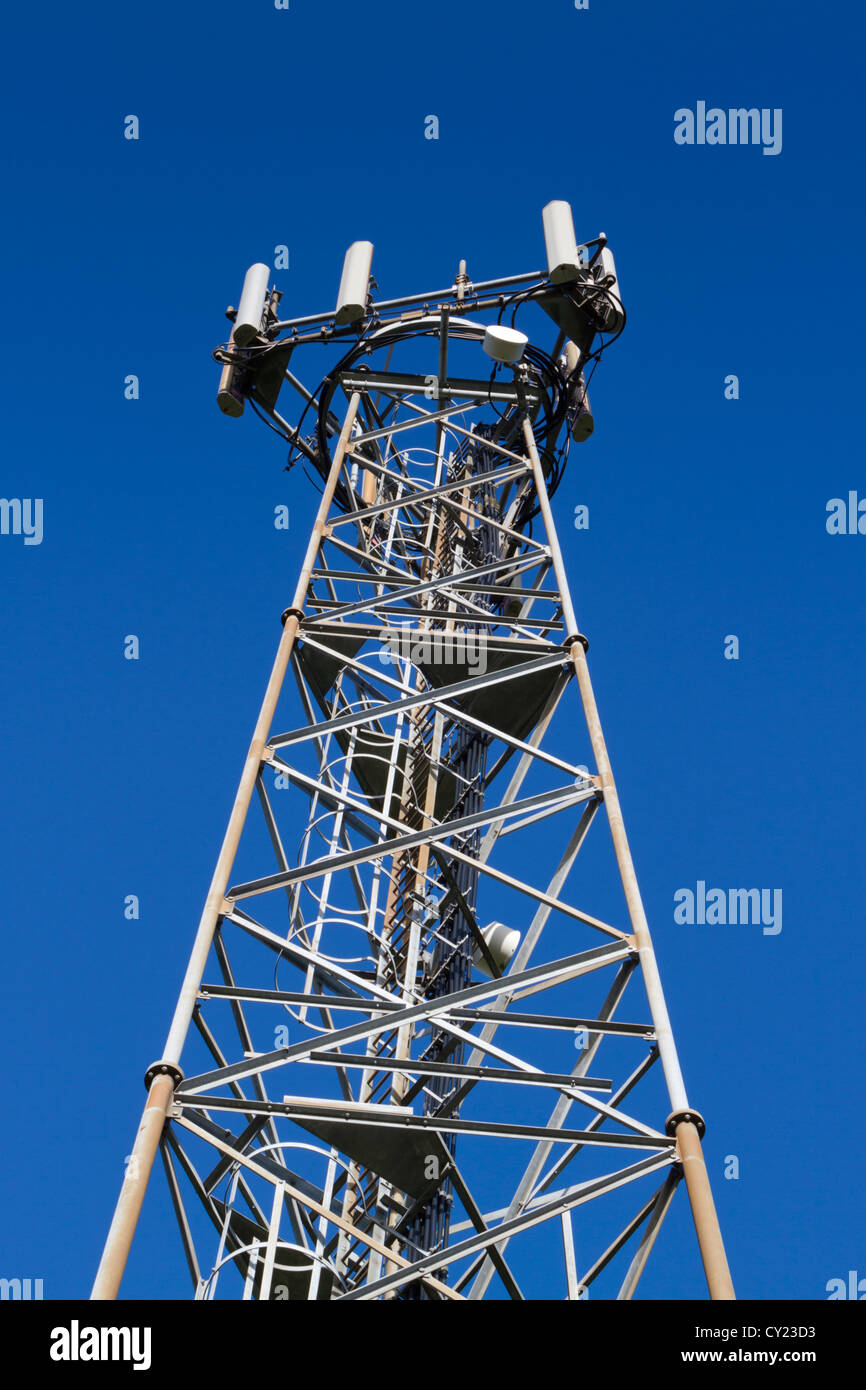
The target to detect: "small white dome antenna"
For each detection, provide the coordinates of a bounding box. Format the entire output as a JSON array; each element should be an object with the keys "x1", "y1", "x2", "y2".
[{"x1": 482, "y1": 324, "x2": 528, "y2": 364}]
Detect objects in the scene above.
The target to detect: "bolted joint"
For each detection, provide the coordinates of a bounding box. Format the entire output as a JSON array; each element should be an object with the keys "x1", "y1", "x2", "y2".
[
  {"x1": 666, "y1": 1108, "x2": 706, "y2": 1140},
  {"x1": 280, "y1": 606, "x2": 304, "y2": 627},
  {"x1": 144, "y1": 1060, "x2": 185, "y2": 1091},
  {"x1": 563, "y1": 632, "x2": 590, "y2": 654}
]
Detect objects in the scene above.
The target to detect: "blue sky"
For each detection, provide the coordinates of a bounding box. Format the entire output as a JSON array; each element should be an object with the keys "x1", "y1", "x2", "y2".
[{"x1": 1, "y1": 0, "x2": 864, "y2": 1300}]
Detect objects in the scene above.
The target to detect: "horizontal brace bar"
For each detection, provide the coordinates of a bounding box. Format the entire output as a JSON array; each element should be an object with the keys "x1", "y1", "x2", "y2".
[
  {"x1": 306, "y1": 620, "x2": 556, "y2": 652},
  {"x1": 197, "y1": 985, "x2": 654, "y2": 1038},
  {"x1": 266, "y1": 269, "x2": 547, "y2": 332},
  {"x1": 269, "y1": 649, "x2": 567, "y2": 750},
  {"x1": 302, "y1": 553, "x2": 539, "y2": 628},
  {"x1": 310, "y1": 572, "x2": 561, "y2": 603},
  {"x1": 227, "y1": 783, "x2": 592, "y2": 900},
  {"x1": 172, "y1": 1094, "x2": 673, "y2": 1150},
  {"x1": 340, "y1": 372, "x2": 540, "y2": 404},
  {"x1": 178, "y1": 941, "x2": 631, "y2": 1093},
  {"x1": 305, "y1": 1052, "x2": 613, "y2": 1092},
  {"x1": 302, "y1": 605, "x2": 560, "y2": 631}
]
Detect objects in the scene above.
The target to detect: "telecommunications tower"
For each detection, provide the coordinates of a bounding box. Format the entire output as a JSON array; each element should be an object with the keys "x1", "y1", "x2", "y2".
[{"x1": 93, "y1": 202, "x2": 734, "y2": 1301}]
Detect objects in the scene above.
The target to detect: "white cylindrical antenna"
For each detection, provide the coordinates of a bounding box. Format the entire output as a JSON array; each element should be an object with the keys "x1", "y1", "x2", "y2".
[
  {"x1": 233, "y1": 263, "x2": 271, "y2": 346},
  {"x1": 564, "y1": 341, "x2": 593, "y2": 441},
  {"x1": 473, "y1": 921, "x2": 521, "y2": 979},
  {"x1": 542, "y1": 200, "x2": 581, "y2": 284},
  {"x1": 216, "y1": 358, "x2": 245, "y2": 417},
  {"x1": 483, "y1": 324, "x2": 528, "y2": 364},
  {"x1": 335, "y1": 241, "x2": 374, "y2": 325},
  {"x1": 596, "y1": 246, "x2": 625, "y2": 331},
  {"x1": 565, "y1": 341, "x2": 581, "y2": 374},
  {"x1": 571, "y1": 379, "x2": 594, "y2": 441}
]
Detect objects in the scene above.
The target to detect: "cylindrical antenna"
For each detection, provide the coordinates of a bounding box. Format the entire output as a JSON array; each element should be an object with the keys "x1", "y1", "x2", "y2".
[
  {"x1": 596, "y1": 246, "x2": 625, "y2": 330},
  {"x1": 335, "y1": 241, "x2": 374, "y2": 325},
  {"x1": 233, "y1": 263, "x2": 271, "y2": 346},
  {"x1": 542, "y1": 200, "x2": 581, "y2": 284}
]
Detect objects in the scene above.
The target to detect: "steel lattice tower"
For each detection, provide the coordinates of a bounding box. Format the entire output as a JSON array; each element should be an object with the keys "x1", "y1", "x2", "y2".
[{"x1": 93, "y1": 204, "x2": 735, "y2": 1301}]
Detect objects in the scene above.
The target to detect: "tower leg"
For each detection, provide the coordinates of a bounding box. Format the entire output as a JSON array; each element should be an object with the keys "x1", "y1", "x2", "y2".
[
  {"x1": 676, "y1": 1119, "x2": 736, "y2": 1300},
  {"x1": 90, "y1": 396, "x2": 361, "y2": 1299},
  {"x1": 91, "y1": 1073, "x2": 174, "y2": 1300},
  {"x1": 523, "y1": 415, "x2": 735, "y2": 1302}
]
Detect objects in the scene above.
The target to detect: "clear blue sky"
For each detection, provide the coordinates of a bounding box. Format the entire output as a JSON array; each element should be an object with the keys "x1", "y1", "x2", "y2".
[{"x1": 1, "y1": 0, "x2": 864, "y2": 1300}]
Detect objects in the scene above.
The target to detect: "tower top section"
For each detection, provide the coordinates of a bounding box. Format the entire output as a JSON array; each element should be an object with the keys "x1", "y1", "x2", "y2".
[{"x1": 212, "y1": 199, "x2": 625, "y2": 491}]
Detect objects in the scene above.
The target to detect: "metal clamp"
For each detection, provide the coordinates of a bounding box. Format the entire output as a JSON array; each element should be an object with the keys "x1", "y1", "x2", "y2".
[
  {"x1": 144, "y1": 1060, "x2": 185, "y2": 1091},
  {"x1": 665, "y1": 1108, "x2": 707, "y2": 1140}
]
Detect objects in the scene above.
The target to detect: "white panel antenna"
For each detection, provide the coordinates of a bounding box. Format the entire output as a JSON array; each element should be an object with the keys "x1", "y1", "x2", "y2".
[
  {"x1": 542, "y1": 200, "x2": 581, "y2": 284},
  {"x1": 335, "y1": 241, "x2": 374, "y2": 325},
  {"x1": 233, "y1": 263, "x2": 271, "y2": 346}
]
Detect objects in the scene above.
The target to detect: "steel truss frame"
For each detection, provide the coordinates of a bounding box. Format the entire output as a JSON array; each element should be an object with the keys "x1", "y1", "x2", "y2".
[{"x1": 93, "y1": 292, "x2": 734, "y2": 1303}]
